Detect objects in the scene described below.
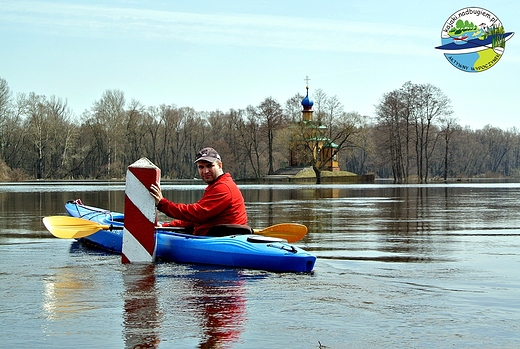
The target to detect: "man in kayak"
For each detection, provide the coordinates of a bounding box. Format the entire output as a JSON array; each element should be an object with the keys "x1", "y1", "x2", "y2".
[{"x1": 149, "y1": 147, "x2": 249, "y2": 236}]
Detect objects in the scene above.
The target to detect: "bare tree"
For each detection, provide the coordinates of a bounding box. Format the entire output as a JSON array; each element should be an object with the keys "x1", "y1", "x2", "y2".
[
  {"x1": 375, "y1": 82, "x2": 452, "y2": 183},
  {"x1": 124, "y1": 100, "x2": 148, "y2": 164},
  {"x1": 284, "y1": 92, "x2": 305, "y2": 123},
  {"x1": 375, "y1": 90, "x2": 408, "y2": 182},
  {"x1": 46, "y1": 96, "x2": 76, "y2": 178},
  {"x1": 0, "y1": 78, "x2": 13, "y2": 163},
  {"x1": 158, "y1": 105, "x2": 190, "y2": 178},
  {"x1": 257, "y1": 97, "x2": 285, "y2": 175},
  {"x1": 412, "y1": 83, "x2": 452, "y2": 182},
  {"x1": 21, "y1": 93, "x2": 75, "y2": 179},
  {"x1": 311, "y1": 88, "x2": 327, "y2": 125},
  {"x1": 90, "y1": 90, "x2": 126, "y2": 178},
  {"x1": 23, "y1": 93, "x2": 47, "y2": 179},
  {"x1": 439, "y1": 116, "x2": 460, "y2": 181},
  {"x1": 143, "y1": 106, "x2": 164, "y2": 165},
  {"x1": 479, "y1": 126, "x2": 513, "y2": 175},
  {"x1": 0, "y1": 78, "x2": 10, "y2": 121}
]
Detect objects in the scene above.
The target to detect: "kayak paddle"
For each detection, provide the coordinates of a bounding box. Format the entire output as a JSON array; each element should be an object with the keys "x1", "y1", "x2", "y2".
[
  {"x1": 253, "y1": 223, "x2": 307, "y2": 243},
  {"x1": 42, "y1": 216, "x2": 307, "y2": 243}
]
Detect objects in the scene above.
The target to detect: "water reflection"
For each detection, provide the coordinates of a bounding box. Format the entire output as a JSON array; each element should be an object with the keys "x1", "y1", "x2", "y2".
[
  {"x1": 122, "y1": 264, "x2": 161, "y2": 349},
  {"x1": 119, "y1": 265, "x2": 248, "y2": 349},
  {"x1": 42, "y1": 266, "x2": 96, "y2": 320},
  {"x1": 185, "y1": 269, "x2": 247, "y2": 349}
]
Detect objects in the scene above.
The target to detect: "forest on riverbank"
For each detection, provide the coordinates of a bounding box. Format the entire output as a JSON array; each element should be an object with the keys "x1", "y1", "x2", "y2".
[{"x1": 1, "y1": 77, "x2": 519, "y2": 183}]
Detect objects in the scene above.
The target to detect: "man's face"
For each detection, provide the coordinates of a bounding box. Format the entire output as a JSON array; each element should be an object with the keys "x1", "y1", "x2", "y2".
[{"x1": 197, "y1": 160, "x2": 223, "y2": 184}]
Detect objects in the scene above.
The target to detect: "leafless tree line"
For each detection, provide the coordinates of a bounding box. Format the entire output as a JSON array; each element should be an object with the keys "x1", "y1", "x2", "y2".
[
  {"x1": 0, "y1": 77, "x2": 519, "y2": 182},
  {"x1": 370, "y1": 81, "x2": 520, "y2": 183}
]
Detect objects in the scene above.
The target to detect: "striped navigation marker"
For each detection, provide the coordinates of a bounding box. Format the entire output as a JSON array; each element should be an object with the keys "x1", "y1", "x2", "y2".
[{"x1": 122, "y1": 158, "x2": 161, "y2": 263}]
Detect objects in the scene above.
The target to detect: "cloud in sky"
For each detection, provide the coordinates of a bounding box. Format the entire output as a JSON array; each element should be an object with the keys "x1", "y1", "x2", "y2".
[{"x1": 2, "y1": 1, "x2": 432, "y2": 55}]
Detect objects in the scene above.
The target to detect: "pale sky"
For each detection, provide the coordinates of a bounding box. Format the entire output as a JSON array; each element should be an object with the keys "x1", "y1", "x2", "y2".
[{"x1": 1, "y1": 0, "x2": 519, "y2": 130}]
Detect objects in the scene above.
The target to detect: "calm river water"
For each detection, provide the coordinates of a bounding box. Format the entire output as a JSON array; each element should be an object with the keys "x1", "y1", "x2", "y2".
[{"x1": 1, "y1": 181, "x2": 519, "y2": 348}]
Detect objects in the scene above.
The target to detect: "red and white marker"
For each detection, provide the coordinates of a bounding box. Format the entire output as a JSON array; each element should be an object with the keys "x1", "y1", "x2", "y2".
[{"x1": 122, "y1": 158, "x2": 161, "y2": 263}]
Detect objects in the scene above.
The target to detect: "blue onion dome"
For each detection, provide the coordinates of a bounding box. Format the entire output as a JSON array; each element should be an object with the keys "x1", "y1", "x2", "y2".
[{"x1": 301, "y1": 87, "x2": 314, "y2": 108}]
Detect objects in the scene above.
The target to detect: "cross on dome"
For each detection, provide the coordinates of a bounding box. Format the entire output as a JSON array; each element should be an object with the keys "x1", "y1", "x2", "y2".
[{"x1": 304, "y1": 75, "x2": 311, "y2": 88}]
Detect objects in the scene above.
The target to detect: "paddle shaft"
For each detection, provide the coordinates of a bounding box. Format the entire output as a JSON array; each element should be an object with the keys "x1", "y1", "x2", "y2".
[
  {"x1": 104, "y1": 225, "x2": 184, "y2": 232},
  {"x1": 43, "y1": 216, "x2": 306, "y2": 242},
  {"x1": 101, "y1": 224, "x2": 303, "y2": 242}
]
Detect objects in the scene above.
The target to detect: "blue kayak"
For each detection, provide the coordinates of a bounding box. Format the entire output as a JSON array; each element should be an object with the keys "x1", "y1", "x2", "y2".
[{"x1": 65, "y1": 201, "x2": 316, "y2": 273}]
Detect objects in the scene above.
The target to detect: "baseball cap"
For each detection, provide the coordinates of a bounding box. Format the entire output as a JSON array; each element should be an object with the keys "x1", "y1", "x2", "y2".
[{"x1": 194, "y1": 147, "x2": 222, "y2": 163}]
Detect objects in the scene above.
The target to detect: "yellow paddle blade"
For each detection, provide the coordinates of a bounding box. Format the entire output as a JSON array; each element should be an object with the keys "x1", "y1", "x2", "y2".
[
  {"x1": 254, "y1": 223, "x2": 308, "y2": 243},
  {"x1": 42, "y1": 216, "x2": 109, "y2": 239}
]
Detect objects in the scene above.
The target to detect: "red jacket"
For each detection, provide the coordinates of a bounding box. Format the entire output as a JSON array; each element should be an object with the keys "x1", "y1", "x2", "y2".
[{"x1": 157, "y1": 173, "x2": 247, "y2": 235}]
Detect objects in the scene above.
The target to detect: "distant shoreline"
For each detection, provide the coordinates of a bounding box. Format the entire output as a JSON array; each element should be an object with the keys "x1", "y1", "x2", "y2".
[{"x1": 3, "y1": 177, "x2": 520, "y2": 185}]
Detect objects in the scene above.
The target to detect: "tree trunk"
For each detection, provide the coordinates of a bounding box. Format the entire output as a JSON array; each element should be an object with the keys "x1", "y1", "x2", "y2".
[
  {"x1": 444, "y1": 134, "x2": 449, "y2": 182},
  {"x1": 312, "y1": 165, "x2": 322, "y2": 184}
]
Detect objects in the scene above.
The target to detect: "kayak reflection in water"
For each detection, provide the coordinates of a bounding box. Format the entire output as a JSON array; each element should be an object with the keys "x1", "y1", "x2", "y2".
[{"x1": 149, "y1": 147, "x2": 248, "y2": 236}]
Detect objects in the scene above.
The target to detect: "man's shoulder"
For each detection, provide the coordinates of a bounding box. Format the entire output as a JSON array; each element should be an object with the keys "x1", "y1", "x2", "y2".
[
  {"x1": 210, "y1": 173, "x2": 237, "y2": 190},
  {"x1": 220, "y1": 172, "x2": 233, "y2": 180},
  {"x1": 215, "y1": 172, "x2": 234, "y2": 183}
]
